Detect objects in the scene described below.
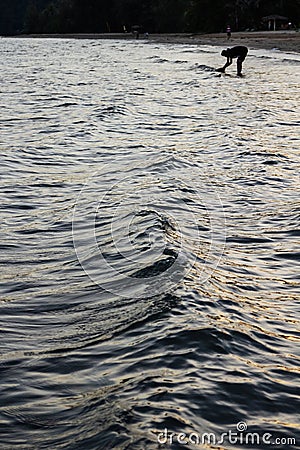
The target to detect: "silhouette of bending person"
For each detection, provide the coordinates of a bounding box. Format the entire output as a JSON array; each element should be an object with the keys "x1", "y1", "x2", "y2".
[{"x1": 217, "y1": 46, "x2": 248, "y2": 76}]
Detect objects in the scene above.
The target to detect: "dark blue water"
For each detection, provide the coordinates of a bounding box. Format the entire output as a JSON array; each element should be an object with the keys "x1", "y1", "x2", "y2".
[{"x1": 0, "y1": 37, "x2": 299, "y2": 449}]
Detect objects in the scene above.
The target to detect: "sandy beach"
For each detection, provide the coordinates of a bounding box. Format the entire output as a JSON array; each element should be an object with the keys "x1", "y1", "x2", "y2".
[
  {"x1": 10, "y1": 30, "x2": 300, "y2": 53},
  {"x1": 151, "y1": 31, "x2": 300, "y2": 53}
]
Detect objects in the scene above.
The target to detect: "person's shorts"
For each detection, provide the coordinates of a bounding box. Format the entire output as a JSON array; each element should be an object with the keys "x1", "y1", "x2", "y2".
[{"x1": 237, "y1": 49, "x2": 248, "y2": 62}]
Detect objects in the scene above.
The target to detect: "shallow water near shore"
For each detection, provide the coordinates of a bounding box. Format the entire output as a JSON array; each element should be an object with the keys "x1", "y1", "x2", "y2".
[{"x1": 0, "y1": 38, "x2": 299, "y2": 449}]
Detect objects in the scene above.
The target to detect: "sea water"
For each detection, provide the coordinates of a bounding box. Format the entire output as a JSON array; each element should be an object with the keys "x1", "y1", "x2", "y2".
[{"x1": 0, "y1": 37, "x2": 299, "y2": 449}]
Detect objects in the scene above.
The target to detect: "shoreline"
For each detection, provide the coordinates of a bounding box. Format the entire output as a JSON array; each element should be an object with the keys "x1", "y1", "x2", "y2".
[
  {"x1": 153, "y1": 31, "x2": 300, "y2": 53},
  {"x1": 5, "y1": 31, "x2": 300, "y2": 53}
]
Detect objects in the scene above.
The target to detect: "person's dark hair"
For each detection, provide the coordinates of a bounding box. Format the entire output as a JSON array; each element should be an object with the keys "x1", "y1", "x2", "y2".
[{"x1": 221, "y1": 49, "x2": 228, "y2": 57}]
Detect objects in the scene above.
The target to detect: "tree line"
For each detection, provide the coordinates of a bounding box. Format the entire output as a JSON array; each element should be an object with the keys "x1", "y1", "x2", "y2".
[{"x1": 0, "y1": 0, "x2": 299, "y2": 35}]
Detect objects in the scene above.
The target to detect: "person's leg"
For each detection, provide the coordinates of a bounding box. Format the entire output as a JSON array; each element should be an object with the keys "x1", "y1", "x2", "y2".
[
  {"x1": 237, "y1": 57, "x2": 244, "y2": 75},
  {"x1": 237, "y1": 49, "x2": 247, "y2": 75}
]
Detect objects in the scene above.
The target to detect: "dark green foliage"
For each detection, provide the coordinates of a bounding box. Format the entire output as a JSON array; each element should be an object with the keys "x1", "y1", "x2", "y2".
[{"x1": 0, "y1": 0, "x2": 299, "y2": 35}]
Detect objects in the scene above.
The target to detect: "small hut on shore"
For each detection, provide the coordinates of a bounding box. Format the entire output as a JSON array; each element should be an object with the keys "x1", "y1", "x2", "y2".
[{"x1": 262, "y1": 15, "x2": 289, "y2": 31}]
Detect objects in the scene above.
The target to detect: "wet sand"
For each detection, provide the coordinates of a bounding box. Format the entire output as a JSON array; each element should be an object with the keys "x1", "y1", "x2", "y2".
[{"x1": 10, "y1": 31, "x2": 300, "y2": 53}]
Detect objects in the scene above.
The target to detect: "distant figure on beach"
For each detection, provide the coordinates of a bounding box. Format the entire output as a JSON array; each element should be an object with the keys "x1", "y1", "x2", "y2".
[
  {"x1": 217, "y1": 46, "x2": 248, "y2": 76},
  {"x1": 131, "y1": 25, "x2": 141, "y2": 39},
  {"x1": 226, "y1": 25, "x2": 231, "y2": 40}
]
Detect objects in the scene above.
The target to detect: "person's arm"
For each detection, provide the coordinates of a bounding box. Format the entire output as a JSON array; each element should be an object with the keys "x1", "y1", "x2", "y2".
[
  {"x1": 216, "y1": 51, "x2": 232, "y2": 72},
  {"x1": 222, "y1": 56, "x2": 232, "y2": 70}
]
